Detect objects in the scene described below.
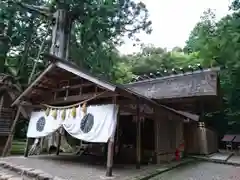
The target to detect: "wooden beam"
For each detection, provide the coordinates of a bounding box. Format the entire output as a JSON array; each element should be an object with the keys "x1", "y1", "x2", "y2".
[
  {"x1": 32, "y1": 85, "x2": 54, "y2": 91},
  {"x1": 31, "y1": 83, "x2": 97, "y2": 101},
  {"x1": 38, "y1": 80, "x2": 58, "y2": 89},
  {"x1": 119, "y1": 106, "x2": 152, "y2": 118},
  {"x1": 44, "y1": 72, "x2": 73, "y2": 81},
  {"x1": 50, "y1": 91, "x2": 117, "y2": 105},
  {"x1": 116, "y1": 87, "x2": 192, "y2": 121},
  {"x1": 53, "y1": 83, "x2": 94, "y2": 92}
]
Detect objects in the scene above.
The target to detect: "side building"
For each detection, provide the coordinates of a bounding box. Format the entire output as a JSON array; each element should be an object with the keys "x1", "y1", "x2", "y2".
[{"x1": 126, "y1": 67, "x2": 220, "y2": 157}]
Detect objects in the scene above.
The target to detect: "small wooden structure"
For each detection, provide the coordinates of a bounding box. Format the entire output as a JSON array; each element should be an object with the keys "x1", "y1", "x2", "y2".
[
  {"x1": 232, "y1": 135, "x2": 240, "y2": 153},
  {"x1": 222, "y1": 135, "x2": 235, "y2": 150},
  {"x1": 0, "y1": 74, "x2": 28, "y2": 156},
  {"x1": 222, "y1": 134, "x2": 240, "y2": 152},
  {"x1": 11, "y1": 54, "x2": 199, "y2": 177}
]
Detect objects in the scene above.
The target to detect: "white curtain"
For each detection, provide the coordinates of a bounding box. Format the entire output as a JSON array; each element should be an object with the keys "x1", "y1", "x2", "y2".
[
  {"x1": 27, "y1": 104, "x2": 118, "y2": 143},
  {"x1": 27, "y1": 111, "x2": 62, "y2": 138}
]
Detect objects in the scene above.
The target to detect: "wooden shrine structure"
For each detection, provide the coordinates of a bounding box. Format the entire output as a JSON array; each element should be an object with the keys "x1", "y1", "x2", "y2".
[{"x1": 9, "y1": 53, "x2": 206, "y2": 177}]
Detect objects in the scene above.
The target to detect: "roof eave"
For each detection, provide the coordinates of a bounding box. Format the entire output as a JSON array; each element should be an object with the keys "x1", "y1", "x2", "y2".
[{"x1": 126, "y1": 67, "x2": 220, "y2": 86}]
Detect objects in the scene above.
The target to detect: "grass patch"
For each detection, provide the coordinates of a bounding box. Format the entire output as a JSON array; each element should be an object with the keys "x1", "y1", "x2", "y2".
[{"x1": 11, "y1": 140, "x2": 26, "y2": 155}]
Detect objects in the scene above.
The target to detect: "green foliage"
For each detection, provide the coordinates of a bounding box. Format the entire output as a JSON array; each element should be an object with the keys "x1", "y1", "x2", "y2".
[
  {"x1": 117, "y1": 45, "x2": 204, "y2": 79},
  {"x1": 68, "y1": 0, "x2": 152, "y2": 78},
  {"x1": 184, "y1": 7, "x2": 240, "y2": 134},
  {"x1": 11, "y1": 140, "x2": 26, "y2": 155}
]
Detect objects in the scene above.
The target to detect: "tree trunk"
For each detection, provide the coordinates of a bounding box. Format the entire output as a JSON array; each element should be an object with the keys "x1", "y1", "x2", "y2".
[{"x1": 18, "y1": 15, "x2": 35, "y2": 77}]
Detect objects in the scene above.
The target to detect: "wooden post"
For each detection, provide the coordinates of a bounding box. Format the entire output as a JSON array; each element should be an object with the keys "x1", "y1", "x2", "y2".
[
  {"x1": 0, "y1": 95, "x2": 4, "y2": 113},
  {"x1": 56, "y1": 128, "x2": 62, "y2": 155},
  {"x1": 136, "y1": 100, "x2": 141, "y2": 169},
  {"x1": 2, "y1": 106, "x2": 21, "y2": 157},
  {"x1": 24, "y1": 138, "x2": 31, "y2": 157},
  {"x1": 106, "y1": 134, "x2": 115, "y2": 177},
  {"x1": 154, "y1": 118, "x2": 159, "y2": 164},
  {"x1": 106, "y1": 97, "x2": 117, "y2": 177},
  {"x1": 114, "y1": 109, "x2": 120, "y2": 158}
]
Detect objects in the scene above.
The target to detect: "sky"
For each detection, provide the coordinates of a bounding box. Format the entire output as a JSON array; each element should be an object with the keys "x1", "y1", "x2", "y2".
[{"x1": 118, "y1": 0, "x2": 232, "y2": 55}]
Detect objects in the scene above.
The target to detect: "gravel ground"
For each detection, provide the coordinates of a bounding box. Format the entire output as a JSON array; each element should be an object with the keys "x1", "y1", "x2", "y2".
[
  {"x1": 0, "y1": 166, "x2": 32, "y2": 180},
  {"x1": 0, "y1": 155, "x2": 167, "y2": 180},
  {"x1": 150, "y1": 161, "x2": 240, "y2": 180},
  {"x1": 2, "y1": 155, "x2": 239, "y2": 180}
]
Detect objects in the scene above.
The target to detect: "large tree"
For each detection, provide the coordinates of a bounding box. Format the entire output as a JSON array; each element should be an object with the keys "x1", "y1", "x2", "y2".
[{"x1": 0, "y1": 0, "x2": 152, "y2": 83}]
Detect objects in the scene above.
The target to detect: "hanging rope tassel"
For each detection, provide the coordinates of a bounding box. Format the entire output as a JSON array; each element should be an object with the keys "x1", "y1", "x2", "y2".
[
  {"x1": 61, "y1": 109, "x2": 66, "y2": 120},
  {"x1": 82, "y1": 102, "x2": 87, "y2": 115},
  {"x1": 72, "y1": 107, "x2": 76, "y2": 118},
  {"x1": 45, "y1": 108, "x2": 50, "y2": 116},
  {"x1": 68, "y1": 109, "x2": 71, "y2": 118},
  {"x1": 52, "y1": 109, "x2": 57, "y2": 119}
]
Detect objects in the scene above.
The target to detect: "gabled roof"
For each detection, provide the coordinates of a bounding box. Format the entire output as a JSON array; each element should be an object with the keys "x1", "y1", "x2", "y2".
[{"x1": 11, "y1": 53, "x2": 198, "y2": 121}]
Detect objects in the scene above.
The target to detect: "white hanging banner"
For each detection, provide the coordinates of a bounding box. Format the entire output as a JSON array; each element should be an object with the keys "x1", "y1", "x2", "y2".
[
  {"x1": 63, "y1": 104, "x2": 118, "y2": 143},
  {"x1": 27, "y1": 111, "x2": 62, "y2": 138},
  {"x1": 27, "y1": 104, "x2": 118, "y2": 143}
]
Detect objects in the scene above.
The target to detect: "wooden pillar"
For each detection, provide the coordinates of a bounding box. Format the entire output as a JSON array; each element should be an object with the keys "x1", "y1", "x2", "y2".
[
  {"x1": 136, "y1": 100, "x2": 141, "y2": 169},
  {"x1": 24, "y1": 138, "x2": 31, "y2": 157},
  {"x1": 56, "y1": 128, "x2": 62, "y2": 155},
  {"x1": 106, "y1": 134, "x2": 115, "y2": 177},
  {"x1": 154, "y1": 118, "x2": 159, "y2": 164},
  {"x1": 114, "y1": 111, "x2": 120, "y2": 158},
  {"x1": 106, "y1": 97, "x2": 118, "y2": 177},
  {"x1": 0, "y1": 95, "x2": 3, "y2": 155},
  {"x1": 0, "y1": 95, "x2": 4, "y2": 114},
  {"x1": 2, "y1": 106, "x2": 21, "y2": 157}
]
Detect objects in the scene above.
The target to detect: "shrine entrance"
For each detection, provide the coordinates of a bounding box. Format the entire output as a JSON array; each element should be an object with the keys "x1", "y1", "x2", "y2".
[{"x1": 116, "y1": 115, "x2": 155, "y2": 164}]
